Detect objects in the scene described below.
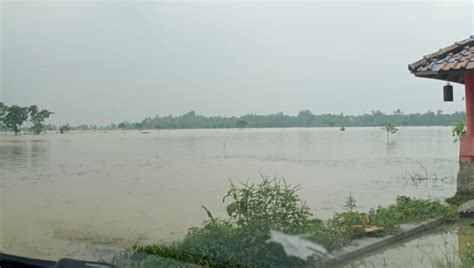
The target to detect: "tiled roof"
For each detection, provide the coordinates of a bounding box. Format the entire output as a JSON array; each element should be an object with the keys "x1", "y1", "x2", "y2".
[{"x1": 408, "y1": 35, "x2": 474, "y2": 84}]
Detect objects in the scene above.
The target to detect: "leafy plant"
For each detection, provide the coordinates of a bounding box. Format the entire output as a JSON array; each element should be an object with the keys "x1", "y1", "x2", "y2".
[
  {"x1": 59, "y1": 124, "x2": 72, "y2": 134},
  {"x1": 459, "y1": 243, "x2": 474, "y2": 267},
  {"x1": 330, "y1": 193, "x2": 363, "y2": 236},
  {"x1": 223, "y1": 176, "x2": 312, "y2": 234},
  {"x1": 429, "y1": 242, "x2": 474, "y2": 268},
  {"x1": 452, "y1": 121, "x2": 467, "y2": 143},
  {"x1": 28, "y1": 105, "x2": 54, "y2": 134},
  {"x1": 3, "y1": 105, "x2": 29, "y2": 135},
  {"x1": 125, "y1": 178, "x2": 457, "y2": 267},
  {"x1": 128, "y1": 177, "x2": 318, "y2": 267},
  {"x1": 370, "y1": 197, "x2": 457, "y2": 233},
  {"x1": 381, "y1": 123, "x2": 398, "y2": 143}
]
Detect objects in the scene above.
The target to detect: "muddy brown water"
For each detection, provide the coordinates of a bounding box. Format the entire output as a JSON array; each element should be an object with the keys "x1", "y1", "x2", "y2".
[{"x1": 0, "y1": 127, "x2": 461, "y2": 261}]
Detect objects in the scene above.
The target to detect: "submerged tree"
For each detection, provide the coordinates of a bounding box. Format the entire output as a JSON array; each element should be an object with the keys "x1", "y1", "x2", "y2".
[
  {"x1": 4, "y1": 105, "x2": 29, "y2": 135},
  {"x1": 28, "y1": 105, "x2": 54, "y2": 134},
  {"x1": 59, "y1": 124, "x2": 71, "y2": 134},
  {"x1": 381, "y1": 123, "x2": 398, "y2": 143}
]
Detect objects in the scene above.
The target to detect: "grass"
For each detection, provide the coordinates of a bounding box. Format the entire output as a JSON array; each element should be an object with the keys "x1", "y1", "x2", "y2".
[
  {"x1": 430, "y1": 243, "x2": 474, "y2": 268},
  {"x1": 114, "y1": 176, "x2": 459, "y2": 267}
]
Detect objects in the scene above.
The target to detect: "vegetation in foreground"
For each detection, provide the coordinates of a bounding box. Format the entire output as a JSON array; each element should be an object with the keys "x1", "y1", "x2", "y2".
[
  {"x1": 430, "y1": 242, "x2": 474, "y2": 268},
  {"x1": 113, "y1": 176, "x2": 457, "y2": 268}
]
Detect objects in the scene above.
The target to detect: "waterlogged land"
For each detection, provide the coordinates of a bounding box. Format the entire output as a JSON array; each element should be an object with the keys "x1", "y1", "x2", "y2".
[
  {"x1": 341, "y1": 221, "x2": 474, "y2": 268},
  {"x1": 0, "y1": 127, "x2": 461, "y2": 261}
]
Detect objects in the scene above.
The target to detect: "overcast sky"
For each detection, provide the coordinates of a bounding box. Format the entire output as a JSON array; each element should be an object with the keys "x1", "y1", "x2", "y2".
[{"x1": 1, "y1": 1, "x2": 473, "y2": 125}]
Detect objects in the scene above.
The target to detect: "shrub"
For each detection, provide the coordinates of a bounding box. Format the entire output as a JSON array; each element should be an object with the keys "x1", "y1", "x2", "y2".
[
  {"x1": 120, "y1": 180, "x2": 457, "y2": 267},
  {"x1": 223, "y1": 176, "x2": 312, "y2": 234},
  {"x1": 370, "y1": 197, "x2": 457, "y2": 233},
  {"x1": 128, "y1": 177, "x2": 319, "y2": 267}
]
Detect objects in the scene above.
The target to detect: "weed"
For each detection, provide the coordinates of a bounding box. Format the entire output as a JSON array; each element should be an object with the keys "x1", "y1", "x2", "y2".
[{"x1": 118, "y1": 177, "x2": 458, "y2": 267}]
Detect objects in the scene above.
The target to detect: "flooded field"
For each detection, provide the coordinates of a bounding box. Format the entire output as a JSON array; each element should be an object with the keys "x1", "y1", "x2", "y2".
[
  {"x1": 0, "y1": 127, "x2": 462, "y2": 261},
  {"x1": 341, "y1": 221, "x2": 474, "y2": 268}
]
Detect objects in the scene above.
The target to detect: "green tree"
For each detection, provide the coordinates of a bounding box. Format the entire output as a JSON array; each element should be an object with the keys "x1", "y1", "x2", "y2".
[
  {"x1": 0, "y1": 102, "x2": 7, "y2": 129},
  {"x1": 4, "y1": 105, "x2": 29, "y2": 135},
  {"x1": 118, "y1": 122, "x2": 129, "y2": 130},
  {"x1": 381, "y1": 123, "x2": 398, "y2": 143},
  {"x1": 235, "y1": 120, "x2": 247, "y2": 129},
  {"x1": 134, "y1": 122, "x2": 143, "y2": 130},
  {"x1": 297, "y1": 110, "x2": 316, "y2": 126},
  {"x1": 28, "y1": 105, "x2": 54, "y2": 134},
  {"x1": 393, "y1": 109, "x2": 404, "y2": 116},
  {"x1": 184, "y1": 111, "x2": 196, "y2": 117},
  {"x1": 59, "y1": 124, "x2": 71, "y2": 134}
]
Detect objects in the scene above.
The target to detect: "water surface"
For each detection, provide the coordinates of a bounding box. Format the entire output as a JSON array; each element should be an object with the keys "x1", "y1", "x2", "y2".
[{"x1": 0, "y1": 127, "x2": 459, "y2": 260}]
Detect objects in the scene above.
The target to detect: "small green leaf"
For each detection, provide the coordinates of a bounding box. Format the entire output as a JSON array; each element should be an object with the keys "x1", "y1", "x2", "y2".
[{"x1": 226, "y1": 203, "x2": 239, "y2": 216}]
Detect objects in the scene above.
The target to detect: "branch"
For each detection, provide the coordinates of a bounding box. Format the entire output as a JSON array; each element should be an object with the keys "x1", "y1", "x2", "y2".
[{"x1": 201, "y1": 205, "x2": 216, "y2": 224}]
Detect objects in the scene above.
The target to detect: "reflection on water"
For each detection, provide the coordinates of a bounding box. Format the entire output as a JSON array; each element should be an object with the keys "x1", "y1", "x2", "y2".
[
  {"x1": 0, "y1": 139, "x2": 50, "y2": 173},
  {"x1": 342, "y1": 222, "x2": 474, "y2": 268},
  {"x1": 0, "y1": 127, "x2": 460, "y2": 260}
]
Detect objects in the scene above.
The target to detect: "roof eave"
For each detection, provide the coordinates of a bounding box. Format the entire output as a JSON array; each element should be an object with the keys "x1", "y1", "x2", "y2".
[{"x1": 413, "y1": 70, "x2": 466, "y2": 84}]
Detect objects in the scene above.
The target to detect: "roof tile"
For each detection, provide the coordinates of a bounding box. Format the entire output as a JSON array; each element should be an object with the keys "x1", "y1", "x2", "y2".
[{"x1": 409, "y1": 36, "x2": 474, "y2": 83}]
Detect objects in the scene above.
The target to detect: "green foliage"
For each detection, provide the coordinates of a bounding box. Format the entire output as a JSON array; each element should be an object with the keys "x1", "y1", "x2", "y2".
[
  {"x1": 429, "y1": 243, "x2": 474, "y2": 268},
  {"x1": 134, "y1": 122, "x2": 143, "y2": 130},
  {"x1": 0, "y1": 103, "x2": 53, "y2": 134},
  {"x1": 459, "y1": 243, "x2": 474, "y2": 267},
  {"x1": 330, "y1": 193, "x2": 363, "y2": 236},
  {"x1": 302, "y1": 219, "x2": 348, "y2": 251},
  {"x1": 452, "y1": 121, "x2": 467, "y2": 143},
  {"x1": 112, "y1": 250, "x2": 197, "y2": 268},
  {"x1": 381, "y1": 123, "x2": 398, "y2": 143},
  {"x1": 118, "y1": 122, "x2": 130, "y2": 130},
  {"x1": 430, "y1": 252, "x2": 459, "y2": 268},
  {"x1": 4, "y1": 105, "x2": 29, "y2": 135},
  {"x1": 130, "y1": 220, "x2": 311, "y2": 267},
  {"x1": 137, "y1": 110, "x2": 466, "y2": 130},
  {"x1": 127, "y1": 180, "x2": 457, "y2": 267},
  {"x1": 0, "y1": 102, "x2": 7, "y2": 129},
  {"x1": 236, "y1": 120, "x2": 247, "y2": 129},
  {"x1": 0, "y1": 102, "x2": 6, "y2": 118},
  {"x1": 28, "y1": 105, "x2": 54, "y2": 134},
  {"x1": 381, "y1": 123, "x2": 398, "y2": 134},
  {"x1": 344, "y1": 192, "x2": 357, "y2": 211},
  {"x1": 128, "y1": 177, "x2": 318, "y2": 267},
  {"x1": 223, "y1": 177, "x2": 312, "y2": 234},
  {"x1": 369, "y1": 197, "x2": 457, "y2": 233},
  {"x1": 59, "y1": 124, "x2": 72, "y2": 134}
]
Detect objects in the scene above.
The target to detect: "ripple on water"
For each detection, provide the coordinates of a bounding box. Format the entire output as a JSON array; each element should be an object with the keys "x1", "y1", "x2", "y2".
[{"x1": 0, "y1": 128, "x2": 460, "y2": 261}]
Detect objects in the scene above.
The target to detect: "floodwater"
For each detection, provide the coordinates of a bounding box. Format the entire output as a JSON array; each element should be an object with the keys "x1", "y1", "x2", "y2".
[
  {"x1": 0, "y1": 127, "x2": 462, "y2": 262},
  {"x1": 341, "y1": 221, "x2": 474, "y2": 268}
]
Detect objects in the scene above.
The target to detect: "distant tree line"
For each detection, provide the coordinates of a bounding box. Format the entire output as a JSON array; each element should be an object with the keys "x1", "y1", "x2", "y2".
[
  {"x1": 0, "y1": 102, "x2": 53, "y2": 135},
  {"x1": 116, "y1": 109, "x2": 465, "y2": 130},
  {"x1": 0, "y1": 105, "x2": 467, "y2": 133}
]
